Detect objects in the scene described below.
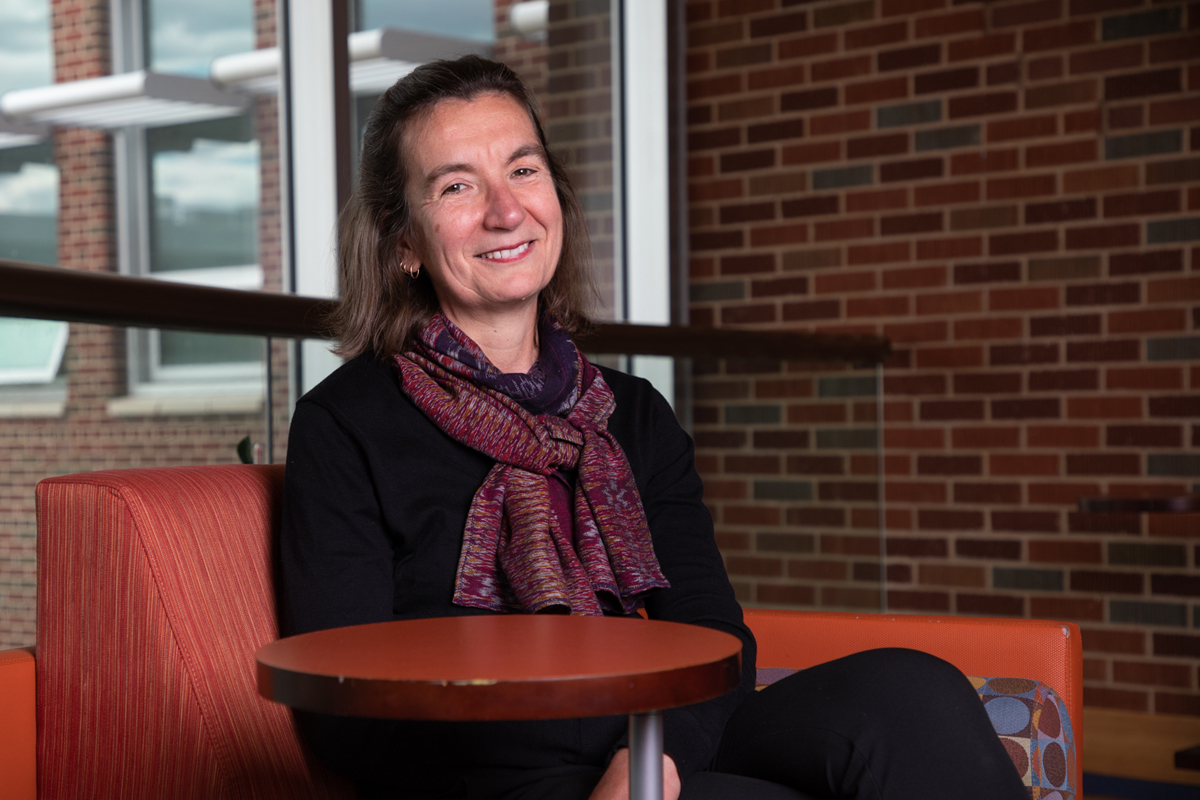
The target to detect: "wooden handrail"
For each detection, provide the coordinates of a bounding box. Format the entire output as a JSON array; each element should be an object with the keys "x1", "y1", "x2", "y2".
[
  {"x1": 0, "y1": 259, "x2": 333, "y2": 339},
  {"x1": 0, "y1": 259, "x2": 891, "y2": 363},
  {"x1": 574, "y1": 322, "x2": 890, "y2": 364}
]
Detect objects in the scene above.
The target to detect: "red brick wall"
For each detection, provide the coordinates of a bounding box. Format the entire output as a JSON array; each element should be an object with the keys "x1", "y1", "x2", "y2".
[{"x1": 686, "y1": 0, "x2": 1199, "y2": 715}]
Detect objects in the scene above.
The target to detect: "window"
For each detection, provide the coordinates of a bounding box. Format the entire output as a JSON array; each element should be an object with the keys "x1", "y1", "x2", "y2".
[
  {"x1": 0, "y1": 4, "x2": 55, "y2": 265},
  {"x1": 114, "y1": 0, "x2": 264, "y2": 406},
  {"x1": 0, "y1": 1, "x2": 66, "y2": 414},
  {"x1": 148, "y1": 117, "x2": 259, "y2": 276},
  {"x1": 0, "y1": 142, "x2": 56, "y2": 266},
  {"x1": 0, "y1": 317, "x2": 68, "y2": 385},
  {"x1": 0, "y1": 0, "x2": 52, "y2": 96},
  {"x1": 0, "y1": 145, "x2": 63, "y2": 396},
  {"x1": 354, "y1": 0, "x2": 493, "y2": 42},
  {"x1": 143, "y1": 0, "x2": 254, "y2": 76},
  {"x1": 348, "y1": 0, "x2": 496, "y2": 170},
  {"x1": 134, "y1": 116, "x2": 263, "y2": 392}
]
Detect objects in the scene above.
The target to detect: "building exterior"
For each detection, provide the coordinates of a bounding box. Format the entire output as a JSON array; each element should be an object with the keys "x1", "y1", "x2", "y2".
[{"x1": 1, "y1": 0, "x2": 1198, "y2": 761}]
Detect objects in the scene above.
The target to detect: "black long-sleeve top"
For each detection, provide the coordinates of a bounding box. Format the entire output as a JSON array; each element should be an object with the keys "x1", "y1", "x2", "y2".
[{"x1": 280, "y1": 353, "x2": 756, "y2": 797}]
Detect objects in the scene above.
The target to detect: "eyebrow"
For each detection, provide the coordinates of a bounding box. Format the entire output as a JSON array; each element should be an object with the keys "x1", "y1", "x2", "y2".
[{"x1": 420, "y1": 143, "x2": 549, "y2": 196}]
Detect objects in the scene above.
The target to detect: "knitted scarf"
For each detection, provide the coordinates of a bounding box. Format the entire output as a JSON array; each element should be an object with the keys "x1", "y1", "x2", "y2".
[{"x1": 393, "y1": 313, "x2": 669, "y2": 616}]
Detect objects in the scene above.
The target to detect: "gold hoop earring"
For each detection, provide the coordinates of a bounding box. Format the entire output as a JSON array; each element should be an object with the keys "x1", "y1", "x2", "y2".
[{"x1": 402, "y1": 261, "x2": 421, "y2": 278}]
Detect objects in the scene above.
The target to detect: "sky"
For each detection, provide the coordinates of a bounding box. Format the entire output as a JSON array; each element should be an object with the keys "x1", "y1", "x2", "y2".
[
  {"x1": 0, "y1": 0, "x2": 52, "y2": 95},
  {"x1": 0, "y1": 162, "x2": 56, "y2": 215},
  {"x1": 146, "y1": 0, "x2": 255, "y2": 76},
  {"x1": 153, "y1": 138, "x2": 259, "y2": 216},
  {"x1": 358, "y1": 0, "x2": 494, "y2": 42}
]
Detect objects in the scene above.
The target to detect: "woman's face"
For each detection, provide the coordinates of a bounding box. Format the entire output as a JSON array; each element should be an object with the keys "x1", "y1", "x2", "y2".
[{"x1": 398, "y1": 92, "x2": 563, "y2": 327}]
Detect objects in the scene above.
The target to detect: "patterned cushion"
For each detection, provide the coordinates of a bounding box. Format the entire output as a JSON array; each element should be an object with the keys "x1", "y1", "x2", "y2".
[
  {"x1": 974, "y1": 676, "x2": 1075, "y2": 800},
  {"x1": 755, "y1": 669, "x2": 1076, "y2": 800}
]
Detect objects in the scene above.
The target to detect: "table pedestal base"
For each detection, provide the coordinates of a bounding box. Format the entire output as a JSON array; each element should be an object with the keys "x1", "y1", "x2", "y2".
[{"x1": 629, "y1": 711, "x2": 664, "y2": 800}]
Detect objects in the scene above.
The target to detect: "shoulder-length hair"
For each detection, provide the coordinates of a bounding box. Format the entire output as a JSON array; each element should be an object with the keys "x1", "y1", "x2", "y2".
[{"x1": 329, "y1": 55, "x2": 595, "y2": 359}]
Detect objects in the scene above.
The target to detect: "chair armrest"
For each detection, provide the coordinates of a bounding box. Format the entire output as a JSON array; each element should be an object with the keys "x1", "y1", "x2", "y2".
[{"x1": 0, "y1": 647, "x2": 36, "y2": 800}]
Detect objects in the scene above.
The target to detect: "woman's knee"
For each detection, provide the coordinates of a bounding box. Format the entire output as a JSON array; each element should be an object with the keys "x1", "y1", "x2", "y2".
[
  {"x1": 732, "y1": 647, "x2": 982, "y2": 740},
  {"x1": 835, "y1": 646, "x2": 959, "y2": 679},
  {"x1": 827, "y1": 648, "x2": 984, "y2": 721},
  {"x1": 830, "y1": 647, "x2": 973, "y2": 696}
]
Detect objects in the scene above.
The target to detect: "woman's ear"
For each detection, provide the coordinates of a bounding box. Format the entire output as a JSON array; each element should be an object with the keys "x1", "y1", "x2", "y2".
[{"x1": 395, "y1": 238, "x2": 421, "y2": 277}]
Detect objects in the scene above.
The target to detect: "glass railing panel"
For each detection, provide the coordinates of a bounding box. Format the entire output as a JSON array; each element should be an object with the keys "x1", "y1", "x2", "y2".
[
  {"x1": 1, "y1": 311, "x2": 888, "y2": 647},
  {"x1": 585, "y1": 352, "x2": 887, "y2": 614},
  {"x1": 0, "y1": 319, "x2": 279, "y2": 649},
  {"x1": 496, "y1": 0, "x2": 620, "y2": 320},
  {"x1": 691, "y1": 356, "x2": 885, "y2": 613}
]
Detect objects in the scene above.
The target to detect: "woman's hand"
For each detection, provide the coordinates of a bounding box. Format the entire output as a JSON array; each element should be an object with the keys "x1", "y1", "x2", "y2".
[{"x1": 588, "y1": 748, "x2": 681, "y2": 800}]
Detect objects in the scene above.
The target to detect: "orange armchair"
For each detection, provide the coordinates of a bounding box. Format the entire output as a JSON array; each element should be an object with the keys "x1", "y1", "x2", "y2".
[
  {"x1": 29, "y1": 465, "x2": 352, "y2": 800},
  {"x1": 0, "y1": 465, "x2": 1081, "y2": 798}
]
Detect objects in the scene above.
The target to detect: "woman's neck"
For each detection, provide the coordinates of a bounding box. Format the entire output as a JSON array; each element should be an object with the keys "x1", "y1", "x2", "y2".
[{"x1": 443, "y1": 305, "x2": 540, "y2": 374}]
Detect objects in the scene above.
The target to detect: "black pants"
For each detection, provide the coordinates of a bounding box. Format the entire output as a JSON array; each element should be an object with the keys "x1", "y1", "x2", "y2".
[{"x1": 497, "y1": 649, "x2": 1028, "y2": 800}]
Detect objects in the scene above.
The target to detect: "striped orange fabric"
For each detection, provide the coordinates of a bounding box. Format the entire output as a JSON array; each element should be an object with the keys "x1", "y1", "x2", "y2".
[{"x1": 36, "y1": 466, "x2": 353, "y2": 800}]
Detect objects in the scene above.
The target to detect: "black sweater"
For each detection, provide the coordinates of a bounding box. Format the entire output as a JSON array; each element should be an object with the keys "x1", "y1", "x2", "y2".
[{"x1": 280, "y1": 353, "x2": 756, "y2": 795}]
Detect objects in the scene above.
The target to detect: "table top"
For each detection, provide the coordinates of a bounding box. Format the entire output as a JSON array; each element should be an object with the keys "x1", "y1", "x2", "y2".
[
  {"x1": 1077, "y1": 495, "x2": 1200, "y2": 513},
  {"x1": 256, "y1": 615, "x2": 743, "y2": 721}
]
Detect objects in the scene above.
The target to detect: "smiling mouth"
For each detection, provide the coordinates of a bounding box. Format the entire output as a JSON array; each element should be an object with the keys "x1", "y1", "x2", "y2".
[{"x1": 478, "y1": 241, "x2": 532, "y2": 260}]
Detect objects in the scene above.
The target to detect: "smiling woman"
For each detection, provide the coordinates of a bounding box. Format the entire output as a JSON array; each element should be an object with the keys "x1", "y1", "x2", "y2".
[
  {"x1": 281, "y1": 56, "x2": 1027, "y2": 800},
  {"x1": 330, "y1": 55, "x2": 594, "y2": 365},
  {"x1": 397, "y1": 94, "x2": 563, "y2": 373}
]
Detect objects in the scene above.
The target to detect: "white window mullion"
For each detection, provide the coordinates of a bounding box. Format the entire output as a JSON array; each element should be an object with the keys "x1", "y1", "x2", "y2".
[
  {"x1": 286, "y1": 0, "x2": 352, "y2": 397},
  {"x1": 617, "y1": 0, "x2": 674, "y2": 406},
  {"x1": 622, "y1": 0, "x2": 670, "y2": 328}
]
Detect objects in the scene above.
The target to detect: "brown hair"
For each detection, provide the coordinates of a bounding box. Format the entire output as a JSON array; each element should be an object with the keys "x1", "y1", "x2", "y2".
[{"x1": 329, "y1": 55, "x2": 595, "y2": 359}]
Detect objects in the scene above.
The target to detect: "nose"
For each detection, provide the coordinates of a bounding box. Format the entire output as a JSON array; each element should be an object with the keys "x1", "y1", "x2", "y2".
[{"x1": 483, "y1": 179, "x2": 526, "y2": 230}]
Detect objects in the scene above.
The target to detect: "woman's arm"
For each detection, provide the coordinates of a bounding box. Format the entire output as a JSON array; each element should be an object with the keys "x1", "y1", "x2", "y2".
[{"x1": 280, "y1": 397, "x2": 398, "y2": 636}]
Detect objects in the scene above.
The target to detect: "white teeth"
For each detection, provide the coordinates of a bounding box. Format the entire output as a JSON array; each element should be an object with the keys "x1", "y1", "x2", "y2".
[{"x1": 480, "y1": 241, "x2": 530, "y2": 260}]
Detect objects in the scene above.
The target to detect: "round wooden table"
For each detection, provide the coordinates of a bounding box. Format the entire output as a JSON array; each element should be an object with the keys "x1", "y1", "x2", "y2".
[{"x1": 256, "y1": 615, "x2": 742, "y2": 800}]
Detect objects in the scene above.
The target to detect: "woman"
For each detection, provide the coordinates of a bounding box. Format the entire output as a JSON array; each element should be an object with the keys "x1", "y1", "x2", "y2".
[{"x1": 281, "y1": 56, "x2": 1026, "y2": 800}]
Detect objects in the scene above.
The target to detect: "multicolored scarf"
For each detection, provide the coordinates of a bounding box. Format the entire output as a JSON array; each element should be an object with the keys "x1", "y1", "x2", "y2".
[{"x1": 393, "y1": 313, "x2": 669, "y2": 616}]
